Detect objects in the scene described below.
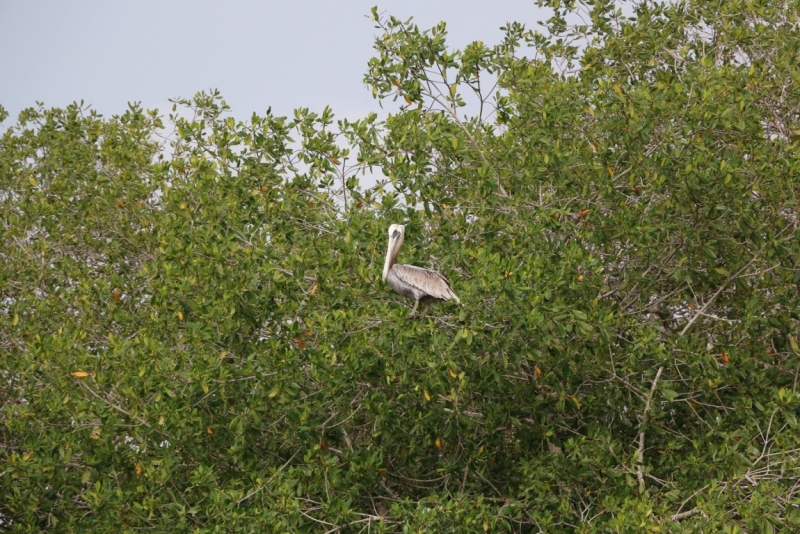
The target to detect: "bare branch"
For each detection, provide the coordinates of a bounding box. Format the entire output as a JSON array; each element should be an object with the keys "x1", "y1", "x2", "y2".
[
  {"x1": 679, "y1": 256, "x2": 758, "y2": 336},
  {"x1": 637, "y1": 366, "x2": 663, "y2": 494}
]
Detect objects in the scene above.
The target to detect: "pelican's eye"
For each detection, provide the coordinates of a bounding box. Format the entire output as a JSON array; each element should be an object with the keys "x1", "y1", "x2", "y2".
[{"x1": 392, "y1": 230, "x2": 401, "y2": 238}]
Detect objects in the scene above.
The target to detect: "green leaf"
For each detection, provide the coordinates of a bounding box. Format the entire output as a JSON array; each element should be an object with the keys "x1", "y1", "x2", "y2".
[{"x1": 661, "y1": 389, "x2": 679, "y2": 402}]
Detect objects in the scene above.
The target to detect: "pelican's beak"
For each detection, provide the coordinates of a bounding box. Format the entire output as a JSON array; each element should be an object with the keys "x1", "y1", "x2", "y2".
[{"x1": 382, "y1": 235, "x2": 396, "y2": 281}]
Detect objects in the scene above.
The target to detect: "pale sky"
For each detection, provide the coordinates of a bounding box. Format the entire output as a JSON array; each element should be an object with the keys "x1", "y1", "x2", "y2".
[{"x1": 1, "y1": 1, "x2": 548, "y2": 123}]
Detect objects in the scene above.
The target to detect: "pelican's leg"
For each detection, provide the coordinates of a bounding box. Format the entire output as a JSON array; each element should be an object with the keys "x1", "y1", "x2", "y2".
[
  {"x1": 420, "y1": 303, "x2": 431, "y2": 319},
  {"x1": 408, "y1": 299, "x2": 420, "y2": 318}
]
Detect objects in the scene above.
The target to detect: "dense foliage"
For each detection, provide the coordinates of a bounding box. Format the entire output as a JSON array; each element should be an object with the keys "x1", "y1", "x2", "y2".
[{"x1": 3, "y1": 0, "x2": 800, "y2": 531}]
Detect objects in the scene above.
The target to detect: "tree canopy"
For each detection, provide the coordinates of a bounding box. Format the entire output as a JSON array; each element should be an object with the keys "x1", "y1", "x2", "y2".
[{"x1": 2, "y1": 0, "x2": 800, "y2": 531}]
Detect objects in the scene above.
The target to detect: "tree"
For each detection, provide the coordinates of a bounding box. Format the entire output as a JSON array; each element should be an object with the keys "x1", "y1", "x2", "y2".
[{"x1": 2, "y1": 0, "x2": 800, "y2": 531}]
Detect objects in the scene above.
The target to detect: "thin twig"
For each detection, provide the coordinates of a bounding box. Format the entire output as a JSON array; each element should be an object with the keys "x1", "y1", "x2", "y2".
[
  {"x1": 793, "y1": 359, "x2": 800, "y2": 394},
  {"x1": 460, "y1": 467, "x2": 470, "y2": 494}
]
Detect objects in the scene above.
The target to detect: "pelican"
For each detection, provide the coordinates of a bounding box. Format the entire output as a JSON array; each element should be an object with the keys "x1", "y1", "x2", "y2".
[{"x1": 382, "y1": 224, "x2": 460, "y2": 316}]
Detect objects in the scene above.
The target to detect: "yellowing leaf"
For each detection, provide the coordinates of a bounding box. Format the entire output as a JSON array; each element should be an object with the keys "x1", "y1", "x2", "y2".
[
  {"x1": 607, "y1": 166, "x2": 614, "y2": 176},
  {"x1": 115, "y1": 198, "x2": 125, "y2": 208},
  {"x1": 404, "y1": 95, "x2": 413, "y2": 105},
  {"x1": 790, "y1": 335, "x2": 800, "y2": 355},
  {"x1": 330, "y1": 156, "x2": 340, "y2": 165},
  {"x1": 534, "y1": 365, "x2": 542, "y2": 379},
  {"x1": 423, "y1": 390, "x2": 431, "y2": 401},
  {"x1": 310, "y1": 283, "x2": 318, "y2": 295},
  {"x1": 435, "y1": 437, "x2": 442, "y2": 450},
  {"x1": 12, "y1": 314, "x2": 19, "y2": 326},
  {"x1": 448, "y1": 368, "x2": 457, "y2": 378},
  {"x1": 177, "y1": 311, "x2": 184, "y2": 321},
  {"x1": 135, "y1": 463, "x2": 142, "y2": 476},
  {"x1": 180, "y1": 202, "x2": 187, "y2": 210},
  {"x1": 71, "y1": 371, "x2": 89, "y2": 378},
  {"x1": 206, "y1": 427, "x2": 213, "y2": 434},
  {"x1": 721, "y1": 352, "x2": 730, "y2": 363},
  {"x1": 90, "y1": 432, "x2": 100, "y2": 440},
  {"x1": 23, "y1": 452, "x2": 32, "y2": 461},
  {"x1": 613, "y1": 85, "x2": 623, "y2": 95},
  {"x1": 113, "y1": 289, "x2": 121, "y2": 302},
  {"x1": 577, "y1": 274, "x2": 584, "y2": 281},
  {"x1": 202, "y1": 383, "x2": 209, "y2": 394},
  {"x1": 483, "y1": 521, "x2": 489, "y2": 531}
]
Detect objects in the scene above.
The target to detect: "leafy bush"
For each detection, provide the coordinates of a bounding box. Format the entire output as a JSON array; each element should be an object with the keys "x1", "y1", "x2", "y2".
[{"x1": 3, "y1": 1, "x2": 800, "y2": 531}]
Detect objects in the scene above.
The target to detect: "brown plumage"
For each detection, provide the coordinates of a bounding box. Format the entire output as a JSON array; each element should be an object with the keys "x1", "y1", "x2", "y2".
[{"x1": 382, "y1": 224, "x2": 460, "y2": 316}]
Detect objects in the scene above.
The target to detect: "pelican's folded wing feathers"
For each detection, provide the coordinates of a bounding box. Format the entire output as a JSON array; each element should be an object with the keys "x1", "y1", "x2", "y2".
[{"x1": 392, "y1": 264, "x2": 460, "y2": 303}]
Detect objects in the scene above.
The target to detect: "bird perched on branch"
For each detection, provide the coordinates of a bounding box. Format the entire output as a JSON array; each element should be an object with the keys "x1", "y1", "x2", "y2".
[{"x1": 382, "y1": 224, "x2": 460, "y2": 317}]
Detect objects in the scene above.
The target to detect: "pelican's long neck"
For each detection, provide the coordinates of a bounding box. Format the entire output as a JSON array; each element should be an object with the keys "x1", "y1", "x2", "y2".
[{"x1": 382, "y1": 231, "x2": 402, "y2": 281}]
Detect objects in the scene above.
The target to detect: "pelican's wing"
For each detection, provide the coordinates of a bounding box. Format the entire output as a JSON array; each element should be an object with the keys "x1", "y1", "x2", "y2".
[{"x1": 392, "y1": 264, "x2": 460, "y2": 303}]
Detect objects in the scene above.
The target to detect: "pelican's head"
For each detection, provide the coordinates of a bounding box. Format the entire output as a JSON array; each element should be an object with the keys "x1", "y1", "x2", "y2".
[
  {"x1": 382, "y1": 224, "x2": 405, "y2": 281},
  {"x1": 387, "y1": 223, "x2": 405, "y2": 239}
]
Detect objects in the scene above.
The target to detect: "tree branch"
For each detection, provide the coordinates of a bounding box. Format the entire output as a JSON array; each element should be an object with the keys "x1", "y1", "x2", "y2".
[
  {"x1": 422, "y1": 90, "x2": 508, "y2": 197},
  {"x1": 679, "y1": 256, "x2": 757, "y2": 336},
  {"x1": 77, "y1": 379, "x2": 169, "y2": 438},
  {"x1": 236, "y1": 448, "x2": 301, "y2": 506},
  {"x1": 671, "y1": 508, "x2": 701, "y2": 521},
  {"x1": 637, "y1": 366, "x2": 663, "y2": 494}
]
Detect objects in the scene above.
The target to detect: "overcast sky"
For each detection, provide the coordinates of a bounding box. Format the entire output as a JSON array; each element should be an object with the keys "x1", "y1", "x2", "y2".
[{"x1": 1, "y1": 1, "x2": 549, "y2": 124}]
